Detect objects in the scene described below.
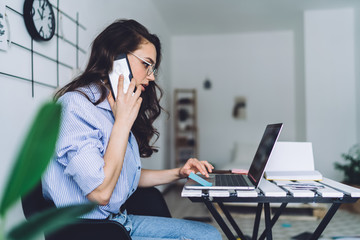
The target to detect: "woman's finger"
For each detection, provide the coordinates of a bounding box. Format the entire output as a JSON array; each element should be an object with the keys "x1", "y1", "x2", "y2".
[
  {"x1": 117, "y1": 74, "x2": 124, "y2": 99},
  {"x1": 133, "y1": 82, "x2": 142, "y2": 97},
  {"x1": 107, "y1": 92, "x2": 114, "y2": 105},
  {"x1": 126, "y1": 78, "x2": 136, "y2": 96},
  {"x1": 201, "y1": 161, "x2": 214, "y2": 173},
  {"x1": 133, "y1": 97, "x2": 143, "y2": 112},
  {"x1": 107, "y1": 92, "x2": 117, "y2": 116},
  {"x1": 192, "y1": 159, "x2": 209, "y2": 177}
]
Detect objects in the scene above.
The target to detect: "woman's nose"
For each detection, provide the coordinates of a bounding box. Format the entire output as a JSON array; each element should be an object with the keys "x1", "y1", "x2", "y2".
[{"x1": 147, "y1": 72, "x2": 156, "y2": 81}]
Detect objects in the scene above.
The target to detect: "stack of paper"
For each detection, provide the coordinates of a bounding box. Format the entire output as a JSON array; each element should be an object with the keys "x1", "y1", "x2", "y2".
[
  {"x1": 265, "y1": 170, "x2": 322, "y2": 181},
  {"x1": 265, "y1": 142, "x2": 323, "y2": 181}
]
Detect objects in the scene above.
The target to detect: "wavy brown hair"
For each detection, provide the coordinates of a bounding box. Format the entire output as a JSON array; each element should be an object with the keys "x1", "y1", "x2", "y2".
[{"x1": 54, "y1": 19, "x2": 163, "y2": 158}]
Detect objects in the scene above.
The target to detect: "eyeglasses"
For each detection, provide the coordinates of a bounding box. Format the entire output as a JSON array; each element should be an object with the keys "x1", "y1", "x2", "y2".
[{"x1": 129, "y1": 52, "x2": 157, "y2": 77}]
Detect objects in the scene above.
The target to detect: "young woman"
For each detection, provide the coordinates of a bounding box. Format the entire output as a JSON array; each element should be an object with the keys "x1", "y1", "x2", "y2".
[{"x1": 42, "y1": 19, "x2": 221, "y2": 240}]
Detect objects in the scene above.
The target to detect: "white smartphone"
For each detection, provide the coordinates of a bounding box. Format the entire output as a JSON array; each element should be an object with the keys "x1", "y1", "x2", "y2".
[{"x1": 108, "y1": 53, "x2": 133, "y2": 99}]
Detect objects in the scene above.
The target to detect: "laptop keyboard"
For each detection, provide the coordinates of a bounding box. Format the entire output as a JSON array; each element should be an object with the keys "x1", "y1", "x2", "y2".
[{"x1": 215, "y1": 174, "x2": 248, "y2": 187}]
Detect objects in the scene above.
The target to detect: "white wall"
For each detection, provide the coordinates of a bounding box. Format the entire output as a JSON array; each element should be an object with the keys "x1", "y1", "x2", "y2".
[
  {"x1": 171, "y1": 31, "x2": 297, "y2": 168},
  {"x1": 0, "y1": 0, "x2": 171, "y2": 235},
  {"x1": 304, "y1": 8, "x2": 357, "y2": 180},
  {"x1": 170, "y1": 6, "x2": 360, "y2": 180}
]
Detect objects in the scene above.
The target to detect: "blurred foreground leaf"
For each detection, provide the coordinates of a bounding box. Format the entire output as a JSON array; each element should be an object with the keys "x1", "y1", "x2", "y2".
[
  {"x1": 0, "y1": 102, "x2": 61, "y2": 217},
  {"x1": 7, "y1": 203, "x2": 96, "y2": 240}
]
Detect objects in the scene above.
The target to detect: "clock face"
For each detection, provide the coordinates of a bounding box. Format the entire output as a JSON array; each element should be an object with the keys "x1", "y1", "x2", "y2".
[{"x1": 24, "y1": 0, "x2": 55, "y2": 41}]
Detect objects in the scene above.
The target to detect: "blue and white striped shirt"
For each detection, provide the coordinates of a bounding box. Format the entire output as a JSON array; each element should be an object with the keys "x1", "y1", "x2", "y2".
[{"x1": 42, "y1": 83, "x2": 141, "y2": 219}]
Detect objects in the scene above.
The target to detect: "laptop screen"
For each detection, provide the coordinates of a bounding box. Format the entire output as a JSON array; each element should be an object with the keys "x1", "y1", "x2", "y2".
[{"x1": 248, "y1": 123, "x2": 283, "y2": 187}]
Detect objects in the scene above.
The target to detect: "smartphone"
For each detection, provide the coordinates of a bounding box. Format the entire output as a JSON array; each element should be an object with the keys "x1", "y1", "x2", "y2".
[{"x1": 108, "y1": 53, "x2": 133, "y2": 99}]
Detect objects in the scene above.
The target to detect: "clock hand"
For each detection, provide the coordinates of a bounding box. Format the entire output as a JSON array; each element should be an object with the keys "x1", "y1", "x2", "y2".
[
  {"x1": 37, "y1": 9, "x2": 44, "y2": 20},
  {"x1": 40, "y1": 0, "x2": 46, "y2": 10}
]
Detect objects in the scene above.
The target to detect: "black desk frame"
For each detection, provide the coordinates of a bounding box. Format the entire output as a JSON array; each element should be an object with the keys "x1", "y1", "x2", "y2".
[{"x1": 189, "y1": 194, "x2": 358, "y2": 240}]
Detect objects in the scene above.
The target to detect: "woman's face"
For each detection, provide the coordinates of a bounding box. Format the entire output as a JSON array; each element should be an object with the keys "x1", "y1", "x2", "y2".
[{"x1": 127, "y1": 41, "x2": 157, "y2": 92}]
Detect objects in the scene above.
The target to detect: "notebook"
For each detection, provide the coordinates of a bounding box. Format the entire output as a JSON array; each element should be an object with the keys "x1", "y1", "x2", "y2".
[
  {"x1": 264, "y1": 141, "x2": 323, "y2": 181},
  {"x1": 184, "y1": 123, "x2": 283, "y2": 190}
]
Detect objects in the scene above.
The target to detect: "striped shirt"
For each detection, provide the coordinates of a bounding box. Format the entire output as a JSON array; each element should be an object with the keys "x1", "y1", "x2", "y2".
[{"x1": 42, "y1": 83, "x2": 141, "y2": 219}]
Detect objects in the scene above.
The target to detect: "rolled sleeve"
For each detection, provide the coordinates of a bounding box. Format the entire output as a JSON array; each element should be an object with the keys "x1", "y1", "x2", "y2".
[
  {"x1": 56, "y1": 92, "x2": 107, "y2": 195},
  {"x1": 65, "y1": 144, "x2": 105, "y2": 195}
]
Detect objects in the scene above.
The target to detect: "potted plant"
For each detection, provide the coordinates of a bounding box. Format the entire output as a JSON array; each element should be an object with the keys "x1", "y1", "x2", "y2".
[
  {"x1": 334, "y1": 144, "x2": 360, "y2": 213},
  {"x1": 0, "y1": 101, "x2": 95, "y2": 240}
]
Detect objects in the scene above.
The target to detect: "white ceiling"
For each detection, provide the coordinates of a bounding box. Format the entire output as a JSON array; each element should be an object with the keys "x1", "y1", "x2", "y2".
[{"x1": 152, "y1": 0, "x2": 360, "y2": 35}]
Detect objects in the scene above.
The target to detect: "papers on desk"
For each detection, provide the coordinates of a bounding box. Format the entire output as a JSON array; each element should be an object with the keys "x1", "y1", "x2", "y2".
[
  {"x1": 274, "y1": 180, "x2": 324, "y2": 190},
  {"x1": 265, "y1": 142, "x2": 323, "y2": 181},
  {"x1": 273, "y1": 180, "x2": 316, "y2": 197},
  {"x1": 272, "y1": 180, "x2": 346, "y2": 198},
  {"x1": 264, "y1": 170, "x2": 323, "y2": 181}
]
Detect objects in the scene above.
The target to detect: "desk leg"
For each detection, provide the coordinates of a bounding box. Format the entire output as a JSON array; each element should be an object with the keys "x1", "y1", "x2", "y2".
[
  {"x1": 258, "y1": 203, "x2": 287, "y2": 240},
  {"x1": 203, "y1": 200, "x2": 237, "y2": 240},
  {"x1": 309, "y1": 203, "x2": 341, "y2": 240},
  {"x1": 263, "y1": 203, "x2": 273, "y2": 240},
  {"x1": 252, "y1": 203, "x2": 263, "y2": 240},
  {"x1": 218, "y1": 202, "x2": 248, "y2": 240}
]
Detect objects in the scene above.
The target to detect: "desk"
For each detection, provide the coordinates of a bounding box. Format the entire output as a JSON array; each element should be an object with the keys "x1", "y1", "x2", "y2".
[{"x1": 182, "y1": 177, "x2": 360, "y2": 240}]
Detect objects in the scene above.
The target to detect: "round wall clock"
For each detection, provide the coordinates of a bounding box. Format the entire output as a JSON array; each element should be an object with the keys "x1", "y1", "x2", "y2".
[{"x1": 23, "y1": 0, "x2": 56, "y2": 41}]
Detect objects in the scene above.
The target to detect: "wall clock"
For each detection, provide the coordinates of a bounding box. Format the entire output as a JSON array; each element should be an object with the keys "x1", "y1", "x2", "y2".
[{"x1": 23, "y1": 0, "x2": 56, "y2": 41}]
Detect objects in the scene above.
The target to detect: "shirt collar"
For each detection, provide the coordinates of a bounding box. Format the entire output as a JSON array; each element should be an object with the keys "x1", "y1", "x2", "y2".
[{"x1": 88, "y1": 83, "x2": 112, "y2": 111}]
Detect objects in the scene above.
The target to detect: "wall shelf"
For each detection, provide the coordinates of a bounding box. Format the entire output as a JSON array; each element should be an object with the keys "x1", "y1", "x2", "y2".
[{"x1": 174, "y1": 89, "x2": 198, "y2": 167}]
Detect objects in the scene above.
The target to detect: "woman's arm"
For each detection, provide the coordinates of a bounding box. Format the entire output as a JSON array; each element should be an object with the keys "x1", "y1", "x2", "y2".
[
  {"x1": 138, "y1": 158, "x2": 214, "y2": 187},
  {"x1": 138, "y1": 168, "x2": 181, "y2": 187},
  {"x1": 87, "y1": 76, "x2": 142, "y2": 205}
]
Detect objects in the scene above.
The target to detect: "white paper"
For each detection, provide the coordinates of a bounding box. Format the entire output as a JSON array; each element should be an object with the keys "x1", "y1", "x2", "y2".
[{"x1": 266, "y1": 142, "x2": 315, "y2": 171}]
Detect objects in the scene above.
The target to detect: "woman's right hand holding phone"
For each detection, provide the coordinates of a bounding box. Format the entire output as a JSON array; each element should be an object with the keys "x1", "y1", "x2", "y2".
[
  {"x1": 107, "y1": 74, "x2": 142, "y2": 130},
  {"x1": 90, "y1": 75, "x2": 141, "y2": 205}
]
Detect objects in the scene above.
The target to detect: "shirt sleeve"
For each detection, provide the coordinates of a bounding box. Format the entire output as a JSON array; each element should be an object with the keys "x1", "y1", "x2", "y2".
[{"x1": 56, "y1": 92, "x2": 106, "y2": 196}]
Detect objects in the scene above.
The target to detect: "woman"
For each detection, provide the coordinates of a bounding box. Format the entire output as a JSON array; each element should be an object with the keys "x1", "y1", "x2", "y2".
[{"x1": 42, "y1": 19, "x2": 221, "y2": 240}]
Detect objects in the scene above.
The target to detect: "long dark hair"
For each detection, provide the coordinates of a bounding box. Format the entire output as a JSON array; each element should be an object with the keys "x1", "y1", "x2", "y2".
[{"x1": 55, "y1": 19, "x2": 163, "y2": 158}]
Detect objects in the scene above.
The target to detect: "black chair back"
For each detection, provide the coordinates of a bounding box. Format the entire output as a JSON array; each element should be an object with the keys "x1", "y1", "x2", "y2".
[
  {"x1": 21, "y1": 182, "x2": 132, "y2": 240},
  {"x1": 21, "y1": 183, "x2": 172, "y2": 240},
  {"x1": 22, "y1": 182, "x2": 55, "y2": 220}
]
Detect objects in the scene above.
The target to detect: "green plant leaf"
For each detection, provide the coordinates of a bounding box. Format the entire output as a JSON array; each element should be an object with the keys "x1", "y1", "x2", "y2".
[
  {"x1": 7, "y1": 203, "x2": 96, "y2": 240},
  {"x1": 0, "y1": 102, "x2": 61, "y2": 217}
]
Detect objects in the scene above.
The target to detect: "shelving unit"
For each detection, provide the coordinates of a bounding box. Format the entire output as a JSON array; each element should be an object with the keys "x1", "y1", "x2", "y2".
[{"x1": 174, "y1": 89, "x2": 198, "y2": 167}]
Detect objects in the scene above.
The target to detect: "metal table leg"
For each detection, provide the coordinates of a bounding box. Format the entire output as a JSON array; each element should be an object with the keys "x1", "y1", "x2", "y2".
[
  {"x1": 252, "y1": 203, "x2": 263, "y2": 240},
  {"x1": 203, "y1": 199, "x2": 237, "y2": 240},
  {"x1": 218, "y1": 202, "x2": 248, "y2": 240},
  {"x1": 309, "y1": 203, "x2": 341, "y2": 240},
  {"x1": 263, "y1": 203, "x2": 273, "y2": 240},
  {"x1": 259, "y1": 203, "x2": 287, "y2": 240}
]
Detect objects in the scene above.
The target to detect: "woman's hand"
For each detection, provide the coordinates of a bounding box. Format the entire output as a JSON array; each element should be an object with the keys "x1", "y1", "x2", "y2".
[
  {"x1": 179, "y1": 158, "x2": 214, "y2": 178},
  {"x1": 107, "y1": 75, "x2": 142, "y2": 129}
]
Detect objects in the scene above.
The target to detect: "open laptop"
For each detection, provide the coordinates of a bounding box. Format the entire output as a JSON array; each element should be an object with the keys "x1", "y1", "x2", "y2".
[{"x1": 184, "y1": 123, "x2": 283, "y2": 190}]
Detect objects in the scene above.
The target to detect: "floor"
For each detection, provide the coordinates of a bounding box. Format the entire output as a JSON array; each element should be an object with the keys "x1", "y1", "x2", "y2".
[{"x1": 163, "y1": 184, "x2": 360, "y2": 240}]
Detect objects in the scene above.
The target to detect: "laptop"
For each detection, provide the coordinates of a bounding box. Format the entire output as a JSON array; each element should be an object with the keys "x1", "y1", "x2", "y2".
[{"x1": 184, "y1": 123, "x2": 283, "y2": 190}]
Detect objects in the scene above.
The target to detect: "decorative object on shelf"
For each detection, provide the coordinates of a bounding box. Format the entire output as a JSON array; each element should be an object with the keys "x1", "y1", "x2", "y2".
[
  {"x1": 232, "y1": 96, "x2": 247, "y2": 119},
  {"x1": 174, "y1": 89, "x2": 198, "y2": 167},
  {"x1": 203, "y1": 77, "x2": 212, "y2": 90},
  {"x1": 23, "y1": 0, "x2": 55, "y2": 41}
]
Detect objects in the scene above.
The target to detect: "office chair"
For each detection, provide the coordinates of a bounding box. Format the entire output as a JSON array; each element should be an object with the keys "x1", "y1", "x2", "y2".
[{"x1": 22, "y1": 183, "x2": 172, "y2": 240}]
